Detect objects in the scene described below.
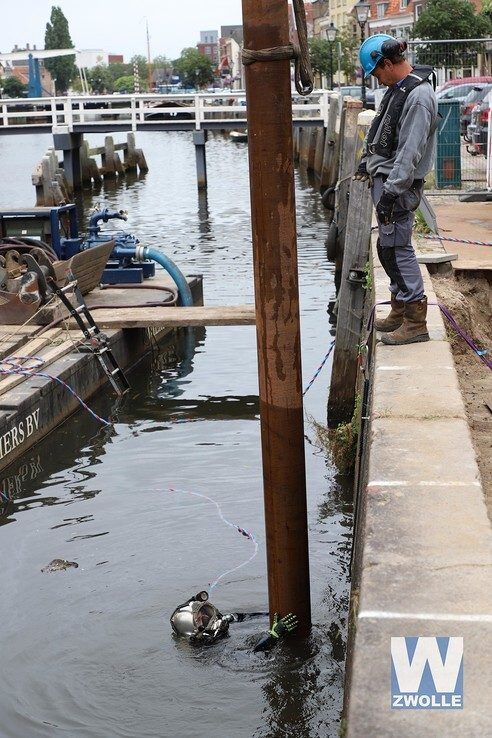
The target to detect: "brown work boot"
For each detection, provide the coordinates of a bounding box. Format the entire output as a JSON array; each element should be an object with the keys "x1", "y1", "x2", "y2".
[
  {"x1": 381, "y1": 297, "x2": 430, "y2": 345},
  {"x1": 375, "y1": 294, "x2": 404, "y2": 332}
]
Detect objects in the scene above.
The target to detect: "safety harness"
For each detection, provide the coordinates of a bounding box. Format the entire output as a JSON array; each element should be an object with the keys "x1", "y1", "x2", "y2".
[{"x1": 366, "y1": 65, "x2": 436, "y2": 158}]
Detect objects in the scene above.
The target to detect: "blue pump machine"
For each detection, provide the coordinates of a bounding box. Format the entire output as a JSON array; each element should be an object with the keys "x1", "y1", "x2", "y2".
[{"x1": 0, "y1": 204, "x2": 193, "y2": 305}]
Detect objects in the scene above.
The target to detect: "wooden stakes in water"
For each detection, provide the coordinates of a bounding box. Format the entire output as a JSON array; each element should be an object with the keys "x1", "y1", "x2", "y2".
[{"x1": 33, "y1": 133, "x2": 149, "y2": 205}]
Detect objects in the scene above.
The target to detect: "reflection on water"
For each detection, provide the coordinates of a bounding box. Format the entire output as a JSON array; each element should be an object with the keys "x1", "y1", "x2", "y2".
[{"x1": 0, "y1": 131, "x2": 351, "y2": 738}]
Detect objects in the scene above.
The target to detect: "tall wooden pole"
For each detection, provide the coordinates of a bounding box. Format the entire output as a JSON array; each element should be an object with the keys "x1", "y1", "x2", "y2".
[{"x1": 241, "y1": 0, "x2": 311, "y2": 633}]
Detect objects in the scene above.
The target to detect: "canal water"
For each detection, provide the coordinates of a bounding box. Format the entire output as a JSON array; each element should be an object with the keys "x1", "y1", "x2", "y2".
[{"x1": 0, "y1": 132, "x2": 353, "y2": 737}]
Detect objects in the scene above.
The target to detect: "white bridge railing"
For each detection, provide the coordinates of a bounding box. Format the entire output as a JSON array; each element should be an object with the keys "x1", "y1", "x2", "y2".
[{"x1": 0, "y1": 91, "x2": 329, "y2": 132}]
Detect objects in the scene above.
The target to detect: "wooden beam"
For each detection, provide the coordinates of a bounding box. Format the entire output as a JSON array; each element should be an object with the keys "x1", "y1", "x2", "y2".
[{"x1": 70, "y1": 305, "x2": 256, "y2": 329}]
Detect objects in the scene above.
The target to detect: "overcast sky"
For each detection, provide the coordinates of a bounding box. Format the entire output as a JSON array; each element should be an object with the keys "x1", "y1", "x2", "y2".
[{"x1": 2, "y1": 0, "x2": 243, "y2": 61}]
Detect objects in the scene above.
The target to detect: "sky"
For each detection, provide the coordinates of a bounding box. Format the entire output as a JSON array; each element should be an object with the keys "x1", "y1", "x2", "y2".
[{"x1": 2, "y1": 0, "x2": 243, "y2": 61}]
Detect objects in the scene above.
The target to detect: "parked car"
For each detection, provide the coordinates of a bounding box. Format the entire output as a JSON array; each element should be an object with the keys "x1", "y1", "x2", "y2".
[
  {"x1": 460, "y1": 84, "x2": 492, "y2": 138},
  {"x1": 337, "y1": 85, "x2": 375, "y2": 110},
  {"x1": 436, "y1": 76, "x2": 492, "y2": 105},
  {"x1": 468, "y1": 89, "x2": 491, "y2": 157}
]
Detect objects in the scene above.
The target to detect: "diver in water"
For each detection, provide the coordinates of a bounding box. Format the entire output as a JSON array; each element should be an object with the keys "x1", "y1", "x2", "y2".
[{"x1": 170, "y1": 591, "x2": 298, "y2": 652}]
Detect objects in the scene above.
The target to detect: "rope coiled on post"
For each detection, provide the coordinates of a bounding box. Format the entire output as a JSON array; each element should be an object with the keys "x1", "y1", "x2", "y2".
[{"x1": 241, "y1": 0, "x2": 314, "y2": 95}]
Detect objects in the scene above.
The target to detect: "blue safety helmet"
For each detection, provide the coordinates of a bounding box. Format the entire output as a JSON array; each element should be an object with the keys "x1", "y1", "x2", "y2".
[{"x1": 359, "y1": 34, "x2": 395, "y2": 77}]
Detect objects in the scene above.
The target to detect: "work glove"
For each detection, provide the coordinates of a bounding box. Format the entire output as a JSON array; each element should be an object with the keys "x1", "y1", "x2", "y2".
[
  {"x1": 353, "y1": 159, "x2": 369, "y2": 182},
  {"x1": 268, "y1": 613, "x2": 298, "y2": 639},
  {"x1": 376, "y1": 190, "x2": 398, "y2": 225}
]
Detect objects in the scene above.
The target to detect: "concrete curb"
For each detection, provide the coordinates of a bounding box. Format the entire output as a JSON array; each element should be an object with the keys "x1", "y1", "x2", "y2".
[{"x1": 345, "y1": 234, "x2": 492, "y2": 736}]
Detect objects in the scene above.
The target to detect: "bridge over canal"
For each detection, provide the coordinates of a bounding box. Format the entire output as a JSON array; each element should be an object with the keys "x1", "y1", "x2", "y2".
[{"x1": 0, "y1": 91, "x2": 328, "y2": 135}]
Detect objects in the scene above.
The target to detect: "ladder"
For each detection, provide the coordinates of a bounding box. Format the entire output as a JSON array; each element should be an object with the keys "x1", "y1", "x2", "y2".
[{"x1": 50, "y1": 279, "x2": 130, "y2": 396}]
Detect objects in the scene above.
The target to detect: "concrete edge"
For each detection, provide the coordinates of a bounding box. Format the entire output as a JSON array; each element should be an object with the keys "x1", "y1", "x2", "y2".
[{"x1": 344, "y1": 232, "x2": 492, "y2": 736}]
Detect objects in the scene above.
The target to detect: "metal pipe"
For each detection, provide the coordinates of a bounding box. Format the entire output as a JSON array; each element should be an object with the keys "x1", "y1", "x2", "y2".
[
  {"x1": 114, "y1": 245, "x2": 193, "y2": 306},
  {"x1": 241, "y1": 0, "x2": 311, "y2": 634}
]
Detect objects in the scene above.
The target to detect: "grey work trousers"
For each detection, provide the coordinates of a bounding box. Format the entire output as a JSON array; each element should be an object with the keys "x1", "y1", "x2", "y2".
[{"x1": 371, "y1": 175, "x2": 425, "y2": 303}]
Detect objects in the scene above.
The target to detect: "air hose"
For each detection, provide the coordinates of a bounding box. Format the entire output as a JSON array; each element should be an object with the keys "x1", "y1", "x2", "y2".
[{"x1": 114, "y1": 245, "x2": 193, "y2": 306}]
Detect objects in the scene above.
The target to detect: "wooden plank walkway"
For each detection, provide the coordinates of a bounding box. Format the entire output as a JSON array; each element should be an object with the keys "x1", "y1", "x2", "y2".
[{"x1": 75, "y1": 305, "x2": 256, "y2": 329}]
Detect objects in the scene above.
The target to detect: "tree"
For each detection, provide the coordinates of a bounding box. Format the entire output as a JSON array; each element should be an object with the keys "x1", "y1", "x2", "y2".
[
  {"x1": 174, "y1": 48, "x2": 214, "y2": 89},
  {"x1": 44, "y1": 6, "x2": 76, "y2": 92},
  {"x1": 86, "y1": 65, "x2": 113, "y2": 93},
  {"x1": 1, "y1": 77, "x2": 28, "y2": 98},
  {"x1": 339, "y1": 26, "x2": 359, "y2": 84},
  {"x1": 412, "y1": 0, "x2": 492, "y2": 67},
  {"x1": 114, "y1": 75, "x2": 147, "y2": 93},
  {"x1": 130, "y1": 55, "x2": 148, "y2": 80},
  {"x1": 309, "y1": 38, "x2": 334, "y2": 86},
  {"x1": 153, "y1": 55, "x2": 174, "y2": 85}
]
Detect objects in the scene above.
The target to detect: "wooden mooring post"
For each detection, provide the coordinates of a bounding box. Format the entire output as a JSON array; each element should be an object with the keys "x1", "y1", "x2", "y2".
[
  {"x1": 334, "y1": 100, "x2": 363, "y2": 267},
  {"x1": 328, "y1": 110, "x2": 376, "y2": 424},
  {"x1": 34, "y1": 133, "x2": 149, "y2": 204},
  {"x1": 320, "y1": 94, "x2": 341, "y2": 193},
  {"x1": 241, "y1": 0, "x2": 311, "y2": 633},
  {"x1": 193, "y1": 130, "x2": 208, "y2": 189}
]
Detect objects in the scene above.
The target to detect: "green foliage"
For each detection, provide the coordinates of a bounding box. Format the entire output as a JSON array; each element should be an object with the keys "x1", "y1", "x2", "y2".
[
  {"x1": 173, "y1": 48, "x2": 214, "y2": 89},
  {"x1": 130, "y1": 55, "x2": 148, "y2": 79},
  {"x1": 412, "y1": 0, "x2": 492, "y2": 66},
  {"x1": 309, "y1": 38, "x2": 335, "y2": 84},
  {"x1": 413, "y1": 209, "x2": 432, "y2": 234},
  {"x1": 113, "y1": 75, "x2": 147, "y2": 93},
  {"x1": 482, "y1": 0, "x2": 492, "y2": 19},
  {"x1": 339, "y1": 26, "x2": 359, "y2": 84},
  {"x1": 363, "y1": 260, "x2": 373, "y2": 291},
  {"x1": 86, "y1": 65, "x2": 113, "y2": 94},
  {"x1": 44, "y1": 6, "x2": 76, "y2": 92},
  {"x1": 153, "y1": 55, "x2": 174, "y2": 85},
  {"x1": 1, "y1": 77, "x2": 28, "y2": 97}
]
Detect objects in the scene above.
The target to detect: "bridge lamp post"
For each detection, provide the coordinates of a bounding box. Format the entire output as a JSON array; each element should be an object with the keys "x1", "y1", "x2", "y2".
[
  {"x1": 326, "y1": 22, "x2": 337, "y2": 91},
  {"x1": 354, "y1": 0, "x2": 370, "y2": 107}
]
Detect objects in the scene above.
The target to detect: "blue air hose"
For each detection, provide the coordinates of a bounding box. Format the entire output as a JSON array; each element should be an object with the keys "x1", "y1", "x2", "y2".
[{"x1": 113, "y1": 246, "x2": 193, "y2": 306}]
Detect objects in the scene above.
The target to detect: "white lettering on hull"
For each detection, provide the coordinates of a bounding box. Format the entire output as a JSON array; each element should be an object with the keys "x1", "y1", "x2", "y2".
[{"x1": 0, "y1": 408, "x2": 41, "y2": 460}]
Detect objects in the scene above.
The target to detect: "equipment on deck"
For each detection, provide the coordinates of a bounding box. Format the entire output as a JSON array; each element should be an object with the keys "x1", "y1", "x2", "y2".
[{"x1": 0, "y1": 204, "x2": 193, "y2": 322}]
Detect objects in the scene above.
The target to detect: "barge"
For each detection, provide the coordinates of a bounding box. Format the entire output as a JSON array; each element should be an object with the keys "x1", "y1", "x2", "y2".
[{"x1": 0, "y1": 204, "x2": 203, "y2": 473}]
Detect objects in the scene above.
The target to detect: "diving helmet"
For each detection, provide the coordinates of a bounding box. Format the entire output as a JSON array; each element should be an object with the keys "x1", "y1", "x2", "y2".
[{"x1": 170, "y1": 591, "x2": 231, "y2": 643}]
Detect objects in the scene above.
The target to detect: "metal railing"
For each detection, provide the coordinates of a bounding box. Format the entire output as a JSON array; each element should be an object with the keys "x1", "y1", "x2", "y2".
[
  {"x1": 0, "y1": 91, "x2": 330, "y2": 133},
  {"x1": 407, "y1": 38, "x2": 492, "y2": 87}
]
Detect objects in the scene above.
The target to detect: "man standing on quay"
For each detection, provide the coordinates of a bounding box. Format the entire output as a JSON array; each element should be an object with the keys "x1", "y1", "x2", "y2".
[{"x1": 355, "y1": 35, "x2": 438, "y2": 345}]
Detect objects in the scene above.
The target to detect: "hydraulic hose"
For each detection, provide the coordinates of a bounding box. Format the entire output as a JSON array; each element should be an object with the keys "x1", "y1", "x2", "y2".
[{"x1": 114, "y1": 245, "x2": 193, "y2": 306}]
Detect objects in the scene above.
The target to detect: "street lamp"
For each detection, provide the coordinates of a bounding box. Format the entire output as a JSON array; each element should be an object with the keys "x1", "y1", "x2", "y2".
[
  {"x1": 354, "y1": 0, "x2": 370, "y2": 107},
  {"x1": 326, "y1": 22, "x2": 337, "y2": 91}
]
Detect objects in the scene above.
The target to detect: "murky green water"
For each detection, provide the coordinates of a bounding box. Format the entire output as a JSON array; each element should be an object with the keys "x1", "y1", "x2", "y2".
[{"x1": 0, "y1": 131, "x2": 352, "y2": 737}]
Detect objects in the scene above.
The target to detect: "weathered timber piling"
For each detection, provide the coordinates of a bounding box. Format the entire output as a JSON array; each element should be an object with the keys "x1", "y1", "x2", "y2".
[
  {"x1": 241, "y1": 0, "x2": 311, "y2": 633},
  {"x1": 328, "y1": 110, "x2": 376, "y2": 423},
  {"x1": 320, "y1": 94, "x2": 342, "y2": 191},
  {"x1": 32, "y1": 150, "x2": 69, "y2": 206},
  {"x1": 313, "y1": 124, "x2": 325, "y2": 183},
  {"x1": 193, "y1": 130, "x2": 208, "y2": 190},
  {"x1": 53, "y1": 130, "x2": 83, "y2": 192},
  {"x1": 293, "y1": 127, "x2": 300, "y2": 162},
  {"x1": 299, "y1": 127, "x2": 310, "y2": 168},
  {"x1": 34, "y1": 133, "x2": 149, "y2": 204},
  {"x1": 334, "y1": 100, "x2": 363, "y2": 267},
  {"x1": 307, "y1": 127, "x2": 318, "y2": 171}
]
